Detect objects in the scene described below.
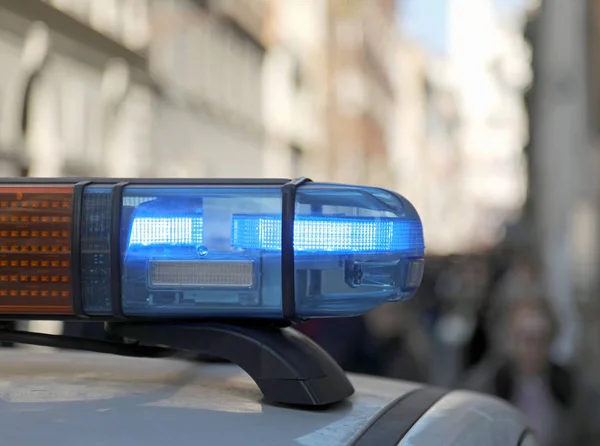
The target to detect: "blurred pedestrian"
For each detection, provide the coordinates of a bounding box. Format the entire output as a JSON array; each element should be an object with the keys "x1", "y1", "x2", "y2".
[
  {"x1": 463, "y1": 296, "x2": 600, "y2": 446},
  {"x1": 465, "y1": 250, "x2": 513, "y2": 369},
  {"x1": 493, "y1": 251, "x2": 541, "y2": 304},
  {"x1": 430, "y1": 256, "x2": 488, "y2": 387},
  {"x1": 301, "y1": 302, "x2": 425, "y2": 382},
  {"x1": 362, "y1": 302, "x2": 426, "y2": 382}
]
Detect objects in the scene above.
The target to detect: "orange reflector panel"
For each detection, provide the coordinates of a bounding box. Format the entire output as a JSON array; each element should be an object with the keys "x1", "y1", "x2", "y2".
[{"x1": 0, "y1": 187, "x2": 74, "y2": 314}]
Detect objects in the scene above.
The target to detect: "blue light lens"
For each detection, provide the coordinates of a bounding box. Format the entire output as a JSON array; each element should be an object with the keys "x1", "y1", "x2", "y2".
[
  {"x1": 232, "y1": 215, "x2": 423, "y2": 253},
  {"x1": 291, "y1": 184, "x2": 425, "y2": 318},
  {"x1": 121, "y1": 186, "x2": 283, "y2": 319},
  {"x1": 129, "y1": 217, "x2": 203, "y2": 247},
  {"x1": 108, "y1": 182, "x2": 425, "y2": 320}
]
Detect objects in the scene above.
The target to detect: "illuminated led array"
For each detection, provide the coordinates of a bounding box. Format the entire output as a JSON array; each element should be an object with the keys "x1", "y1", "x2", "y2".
[
  {"x1": 0, "y1": 200, "x2": 70, "y2": 209},
  {"x1": 128, "y1": 217, "x2": 204, "y2": 247},
  {"x1": 0, "y1": 290, "x2": 69, "y2": 298},
  {"x1": 149, "y1": 260, "x2": 254, "y2": 288},
  {"x1": 232, "y1": 215, "x2": 425, "y2": 253},
  {"x1": 0, "y1": 275, "x2": 69, "y2": 282},
  {"x1": 0, "y1": 246, "x2": 70, "y2": 252},
  {"x1": 0, "y1": 260, "x2": 69, "y2": 268},
  {"x1": 0, "y1": 230, "x2": 69, "y2": 237},
  {"x1": 0, "y1": 216, "x2": 69, "y2": 223},
  {"x1": 0, "y1": 186, "x2": 73, "y2": 314}
]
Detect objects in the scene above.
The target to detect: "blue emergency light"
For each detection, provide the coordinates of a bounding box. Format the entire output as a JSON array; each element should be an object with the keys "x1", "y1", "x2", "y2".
[
  {"x1": 114, "y1": 181, "x2": 423, "y2": 320},
  {"x1": 69, "y1": 179, "x2": 426, "y2": 320},
  {"x1": 0, "y1": 177, "x2": 425, "y2": 321},
  {"x1": 0, "y1": 177, "x2": 424, "y2": 407}
]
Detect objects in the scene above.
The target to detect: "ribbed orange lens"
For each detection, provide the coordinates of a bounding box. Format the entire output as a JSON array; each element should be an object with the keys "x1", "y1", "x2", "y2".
[{"x1": 0, "y1": 186, "x2": 74, "y2": 314}]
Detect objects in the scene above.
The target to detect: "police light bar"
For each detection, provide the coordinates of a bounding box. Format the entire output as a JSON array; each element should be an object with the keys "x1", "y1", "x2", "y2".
[
  {"x1": 0, "y1": 177, "x2": 424, "y2": 407},
  {"x1": 0, "y1": 178, "x2": 425, "y2": 322}
]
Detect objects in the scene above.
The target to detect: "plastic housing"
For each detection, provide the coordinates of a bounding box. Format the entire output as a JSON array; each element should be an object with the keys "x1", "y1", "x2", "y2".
[{"x1": 110, "y1": 183, "x2": 423, "y2": 319}]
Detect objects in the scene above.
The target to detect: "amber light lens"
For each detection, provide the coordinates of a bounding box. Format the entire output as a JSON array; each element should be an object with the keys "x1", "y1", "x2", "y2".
[{"x1": 0, "y1": 186, "x2": 74, "y2": 315}]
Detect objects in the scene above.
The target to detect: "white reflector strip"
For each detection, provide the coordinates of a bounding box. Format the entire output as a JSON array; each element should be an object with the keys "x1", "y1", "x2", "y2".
[{"x1": 149, "y1": 260, "x2": 254, "y2": 288}]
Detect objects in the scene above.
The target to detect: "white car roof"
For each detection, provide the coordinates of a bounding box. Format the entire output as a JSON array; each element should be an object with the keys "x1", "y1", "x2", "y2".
[{"x1": 0, "y1": 349, "x2": 528, "y2": 445}]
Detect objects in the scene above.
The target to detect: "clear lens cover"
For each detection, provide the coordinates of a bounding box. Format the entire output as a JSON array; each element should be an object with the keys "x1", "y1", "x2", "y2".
[
  {"x1": 121, "y1": 186, "x2": 283, "y2": 318},
  {"x1": 291, "y1": 184, "x2": 424, "y2": 317},
  {"x1": 84, "y1": 181, "x2": 424, "y2": 320}
]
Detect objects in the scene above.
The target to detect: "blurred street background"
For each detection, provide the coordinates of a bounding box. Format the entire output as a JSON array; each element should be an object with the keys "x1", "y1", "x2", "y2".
[{"x1": 1, "y1": 0, "x2": 600, "y2": 413}]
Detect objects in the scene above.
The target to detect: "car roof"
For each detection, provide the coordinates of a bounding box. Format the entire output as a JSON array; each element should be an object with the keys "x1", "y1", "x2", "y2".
[
  {"x1": 0, "y1": 349, "x2": 420, "y2": 445},
  {"x1": 0, "y1": 349, "x2": 527, "y2": 445}
]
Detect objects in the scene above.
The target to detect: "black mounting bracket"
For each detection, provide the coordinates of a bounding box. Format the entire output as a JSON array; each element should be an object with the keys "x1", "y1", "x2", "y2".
[
  {"x1": 106, "y1": 321, "x2": 355, "y2": 407},
  {"x1": 0, "y1": 321, "x2": 355, "y2": 407}
]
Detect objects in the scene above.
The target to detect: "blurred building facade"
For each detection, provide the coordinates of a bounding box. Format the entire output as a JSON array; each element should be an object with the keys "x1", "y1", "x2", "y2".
[
  {"x1": 150, "y1": 0, "x2": 266, "y2": 178},
  {"x1": 393, "y1": 43, "x2": 464, "y2": 255},
  {"x1": 392, "y1": 0, "x2": 530, "y2": 255},
  {"x1": 525, "y1": 0, "x2": 600, "y2": 368},
  {"x1": 586, "y1": 0, "x2": 600, "y2": 376},
  {"x1": 391, "y1": 43, "x2": 427, "y2": 225},
  {"x1": 447, "y1": 0, "x2": 530, "y2": 251},
  {"x1": 261, "y1": 0, "x2": 397, "y2": 189},
  {"x1": 325, "y1": 0, "x2": 396, "y2": 188},
  {"x1": 0, "y1": 0, "x2": 267, "y2": 181},
  {"x1": 0, "y1": 0, "x2": 156, "y2": 179},
  {"x1": 261, "y1": 0, "x2": 329, "y2": 180}
]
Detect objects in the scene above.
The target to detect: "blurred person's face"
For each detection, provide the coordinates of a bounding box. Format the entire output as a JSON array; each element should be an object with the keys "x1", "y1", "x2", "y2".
[{"x1": 508, "y1": 306, "x2": 553, "y2": 376}]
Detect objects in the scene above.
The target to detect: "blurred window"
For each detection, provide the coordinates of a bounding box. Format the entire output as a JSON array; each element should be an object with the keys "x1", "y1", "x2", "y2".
[
  {"x1": 49, "y1": 0, "x2": 149, "y2": 51},
  {"x1": 89, "y1": 0, "x2": 121, "y2": 40}
]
